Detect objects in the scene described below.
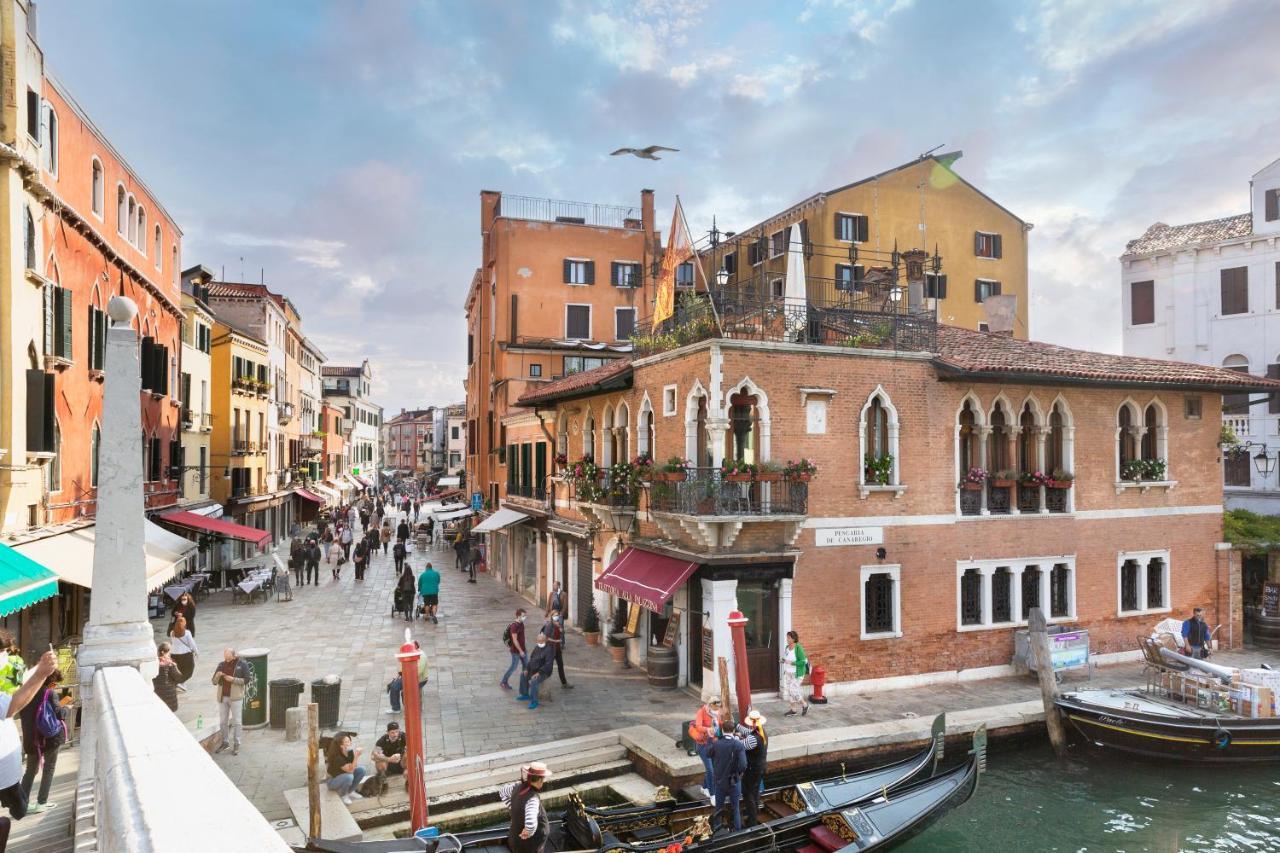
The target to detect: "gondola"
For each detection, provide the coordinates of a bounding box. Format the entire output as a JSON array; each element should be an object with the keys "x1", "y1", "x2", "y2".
[
  {"x1": 1056, "y1": 638, "x2": 1280, "y2": 763},
  {"x1": 297, "y1": 715, "x2": 951, "y2": 853}
]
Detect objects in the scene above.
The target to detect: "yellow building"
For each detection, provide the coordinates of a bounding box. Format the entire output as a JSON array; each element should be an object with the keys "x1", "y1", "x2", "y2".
[
  {"x1": 209, "y1": 318, "x2": 271, "y2": 528},
  {"x1": 707, "y1": 152, "x2": 1031, "y2": 337}
]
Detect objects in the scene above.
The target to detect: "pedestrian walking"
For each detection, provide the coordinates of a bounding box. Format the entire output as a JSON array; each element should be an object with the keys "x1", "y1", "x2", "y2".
[
  {"x1": 546, "y1": 582, "x2": 563, "y2": 618},
  {"x1": 171, "y1": 591, "x2": 197, "y2": 637},
  {"x1": 0, "y1": 641, "x2": 56, "y2": 825},
  {"x1": 396, "y1": 518, "x2": 411, "y2": 548},
  {"x1": 18, "y1": 667, "x2": 65, "y2": 815},
  {"x1": 306, "y1": 539, "x2": 321, "y2": 586},
  {"x1": 380, "y1": 520, "x2": 392, "y2": 555},
  {"x1": 328, "y1": 539, "x2": 344, "y2": 578},
  {"x1": 736, "y1": 708, "x2": 768, "y2": 827},
  {"x1": 393, "y1": 540, "x2": 407, "y2": 574},
  {"x1": 153, "y1": 644, "x2": 180, "y2": 712},
  {"x1": 499, "y1": 763, "x2": 552, "y2": 853},
  {"x1": 500, "y1": 609, "x2": 528, "y2": 691},
  {"x1": 453, "y1": 531, "x2": 467, "y2": 571},
  {"x1": 540, "y1": 609, "x2": 572, "y2": 689},
  {"x1": 384, "y1": 641, "x2": 429, "y2": 713},
  {"x1": 340, "y1": 524, "x2": 354, "y2": 562},
  {"x1": 781, "y1": 631, "x2": 810, "y2": 717},
  {"x1": 689, "y1": 696, "x2": 723, "y2": 798},
  {"x1": 212, "y1": 648, "x2": 250, "y2": 756},
  {"x1": 516, "y1": 631, "x2": 555, "y2": 710},
  {"x1": 418, "y1": 562, "x2": 441, "y2": 624},
  {"x1": 709, "y1": 727, "x2": 747, "y2": 832},
  {"x1": 412, "y1": 499, "x2": 420, "y2": 522},
  {"x1": 353, "y1": 539, "x2": 369, "y2": 582},
  {"x1": 394, "y1": 565, "x2": 416, "y2": 621},
  {"x1": 425, "y1": 516, "x2": 435, "y2": 546},
  {"x1": 167, "y1": 614, "x2": 198, "y2": 691},
  {"x1": 289, "y1": 536, "x2": 305, "y2": 588},
  {"x1": 324, "y1": 733, "x2": 368, "y2": 806}
]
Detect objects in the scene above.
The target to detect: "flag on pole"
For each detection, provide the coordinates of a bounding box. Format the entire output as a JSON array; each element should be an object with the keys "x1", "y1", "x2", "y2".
[{"x1": 653, "y1": 197, "x2": 696, "y2": 326}]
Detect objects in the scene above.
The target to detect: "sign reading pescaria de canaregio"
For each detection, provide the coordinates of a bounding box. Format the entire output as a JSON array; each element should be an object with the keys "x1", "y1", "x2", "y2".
[{"x1": 814, "y1": 526, "x2": 884, "y2": 547}]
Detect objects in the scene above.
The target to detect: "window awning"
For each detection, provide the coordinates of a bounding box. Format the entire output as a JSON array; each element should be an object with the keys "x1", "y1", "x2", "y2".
[
  {"x1": 310, "y1": 483, "x2": 340, "y2": 503},
  {"x1": 471, "y1": 508, "x2": 530, "y2": 534},
  {"x1": 353, "y1": 474, "x2": 372, "y2": 488},
  {"x1": 435, "y1": 508, "x2": 474, "y2": 521},
  {"x1": 14, "y1": 522, "x2": 196, "y2": 592},
  {"x1": 595, "y1": 547, "x2": 699, "y2": 612},
  {"x1": 294, "y1": 488, "x2": 326, "y2": 505},
  {"x1": 0, "y1": 544, "x2": 59, "y2": 618},
  {"x1": 159, "y1": 511, "x2": 272, "y2": 548},
  {"x1": 327, "y1": 478, "x2": 353, "y2": 493},
  {"x1": 437, "y1": 476, "x2": 461, "y2": 488}
]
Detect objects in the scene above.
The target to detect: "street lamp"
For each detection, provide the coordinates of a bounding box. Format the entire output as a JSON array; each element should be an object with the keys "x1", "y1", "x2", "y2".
[{"x1": 1254, "y1": 447, "x2": 1276, "y2": 478}]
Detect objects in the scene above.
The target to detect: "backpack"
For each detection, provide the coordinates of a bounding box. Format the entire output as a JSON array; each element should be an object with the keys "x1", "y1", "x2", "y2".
[
  {"x1": 35, "y1": 691, "x2": 62, "y2": 741},
  {"x1": 502, "y1": 623, "x2": 514, "y2": 647}
]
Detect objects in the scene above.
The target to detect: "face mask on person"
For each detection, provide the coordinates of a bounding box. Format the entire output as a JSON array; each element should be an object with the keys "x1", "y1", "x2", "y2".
[{"x1": 537, "y1": 641, "x2": 546, "y2": 649}]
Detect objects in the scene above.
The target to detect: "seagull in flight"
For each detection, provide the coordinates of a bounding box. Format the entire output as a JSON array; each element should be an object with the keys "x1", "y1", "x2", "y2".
[{"x1": 610, "y1": 145, "x2": 679, "y2": 160}]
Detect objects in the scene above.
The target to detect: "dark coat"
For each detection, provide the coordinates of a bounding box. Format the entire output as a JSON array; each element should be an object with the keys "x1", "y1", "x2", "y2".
[
  {"x1": 526, "y1": 644, "x2": 555, "y2": 679},
  {"x1": 709, "y1": 736, "x2": 747, "y2": 788}
]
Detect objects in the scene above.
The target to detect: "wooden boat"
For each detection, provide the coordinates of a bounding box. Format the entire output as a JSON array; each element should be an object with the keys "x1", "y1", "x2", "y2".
[
  {"x1": 1056, "y1": 637, "x2": 1280, "y2": 762},
  {"x1": 297, "y1": 715, "x2": 952, "y2": 853}
]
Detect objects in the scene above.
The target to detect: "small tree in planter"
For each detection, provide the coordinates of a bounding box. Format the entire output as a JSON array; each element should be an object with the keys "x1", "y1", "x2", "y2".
[
  {"x1": 582, "y1": 605, "x2": 601, "y2": 646},
  {"x1": 783, "y1": 459, "x2": 818, "y2": 482},
  {"x1": 864, "y1": 453, "x2": 894, "y2": 486}
]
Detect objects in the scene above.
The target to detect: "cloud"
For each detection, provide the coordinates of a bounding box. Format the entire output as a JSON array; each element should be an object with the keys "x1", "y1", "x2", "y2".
[
  {"x1": 218, "y1": 234, "x2": 346, "y2": 271},
  {"x1": 727, "y1": 57, "x2": 826, "y2": 103},
  {"x1": 554, "y1": 0, "x2": 709, "y2": 72}
]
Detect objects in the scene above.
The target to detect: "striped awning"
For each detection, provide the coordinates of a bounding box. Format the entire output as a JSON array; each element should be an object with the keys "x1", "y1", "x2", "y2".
[{"x1": 0, "y1": 544, "x2": 60, "y2": 618}]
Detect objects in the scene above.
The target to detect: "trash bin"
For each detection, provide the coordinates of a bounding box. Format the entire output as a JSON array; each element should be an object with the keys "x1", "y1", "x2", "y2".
[
  {"x1": 269, "y1": 677, "x2": 305, "y2": 729},
  {"x1": 240, "y1": 647, "x2": 270, "y2": 729},
  {"x1": 311, "y1": 675, "x2": 342, "y2": 729}
]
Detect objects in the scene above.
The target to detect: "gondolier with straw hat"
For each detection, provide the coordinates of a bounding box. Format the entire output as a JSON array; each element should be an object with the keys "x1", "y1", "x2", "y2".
[{"x1": 499, "y1": 761, "x2": 553, "y2": 852}]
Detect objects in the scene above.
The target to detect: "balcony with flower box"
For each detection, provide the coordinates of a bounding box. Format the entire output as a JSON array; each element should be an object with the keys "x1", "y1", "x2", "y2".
[{"x1": 958, "y1": 468, "x2": 1073, "y2": 518}]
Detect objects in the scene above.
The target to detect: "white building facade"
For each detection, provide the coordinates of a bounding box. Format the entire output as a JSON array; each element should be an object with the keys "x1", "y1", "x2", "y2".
[
  {"x1": 1121, "y1": 157, "x2": 1280, "y2": 512},
  {"x1": 321, "y1": 360, "x2": 382, "y2": 485}
]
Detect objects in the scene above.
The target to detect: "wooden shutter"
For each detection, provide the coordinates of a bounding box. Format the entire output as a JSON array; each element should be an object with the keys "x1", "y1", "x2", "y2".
[
  {"x1": 1221, "y1": 267, "x2": 1248, "y2": 314},
  {"x1": 140, "y1": 336, "x2": 155, "y2": 389},
  {"x1": 562, "y1": 259, "x2": 572, "y2": 283},
  {"x1": 57, "y1": 288, "x2": 72, "y2": 359},
  {"x1": 1130, "y1": 280, "x2": 1154, "y2": 325},
  {"x1": 799, "y1": 219, "x2": 812, "y2": 258},
  {"x1": 834, "y1": 214, "x2": 844, "y2": 241},
  {"x1": 993, "y1": 281, "x2": 1002, "y2": 296},
  {"x1": 510, "y1": 294, "x2": 518, "y2": 341},
  {"x1": 583, "y1": 261, "x2": 595, "y2": 285},
  {"x1": 856, "y1": 215, "x2": 869, "y2": 243},
  {"x1": 974, "y1": 280, "x2": 983, "y2": 302},
  {"x1": 1267, "y1": 189, "x2": 1279, "y2": 222},
  {"x1": 927, "y1": 274, "x2": 947, "y2": 299},
  {"x1": 155, "y1": 344, "x2": 169, "y2": 395},
  {"x1": 616, "y1": 309, "x2": 635, "y2": 340},
  {"x1": 87, "y1": 305, "x2": 97, "y2": 369},
  {"x1": 724, "y1": 253, "x2": 736, "y2": 275},
  {"x1": 993, "y1": 234, "x2": 1003, "y2": 259},
  {"x1": 1269, "y1": 365, "x2": 1280, "y2": 414},
  {"x1": 26, "y1": 369, "x2": 53, "y2": 453},
  {"x1": 974, "y1": 231, "x2": 983, "y2": 256}
]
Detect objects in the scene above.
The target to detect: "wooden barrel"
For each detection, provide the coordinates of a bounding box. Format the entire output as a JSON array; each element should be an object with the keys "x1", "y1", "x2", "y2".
[
  {"x1": 1252, "y1": 609, "x2": 1280, "y2": 649},
  {"x1": 647, "y1": 645, "x2": 678, "y2": 689}
]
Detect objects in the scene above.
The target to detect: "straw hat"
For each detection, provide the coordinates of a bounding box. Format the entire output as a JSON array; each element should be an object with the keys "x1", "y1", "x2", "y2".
[
  {"x1": 707, "y1": 695, "x2": 722, "y2": 706},
  {"x1": 524, "y1": 762, "x2": 554, "y2": 780},
  {"x1": 745, "y1": 708, "x2": 767, "y2": 726}
]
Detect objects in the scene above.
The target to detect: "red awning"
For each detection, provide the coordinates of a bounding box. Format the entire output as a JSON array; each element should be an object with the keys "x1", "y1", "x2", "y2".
[
  {"x1": 595, "y1": 547, "x2": 699, "y2": 612},
  {"x1": 159, "y1": 511, "x2": 272, "y2": 548},
  {"x1": 353, "y1": 475, "x2": 372, "y2": 487},
  {"x1": 294, "y1": 489, "x2": 326, "y2": 505}
]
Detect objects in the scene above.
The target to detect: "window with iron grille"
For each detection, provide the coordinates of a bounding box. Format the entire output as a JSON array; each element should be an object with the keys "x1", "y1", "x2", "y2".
[
  {"x1": 960, "y1": 569, "x2": 983, "y2": 626},
  {"x1": 1146, "y1": 557, "x2": 1166, "y2": 609},
  {"x1": 1021, "y1": 566, "x2": 1042, "y2": 621},
  {"x1": 991, "y1": 567, "x2": 1013, "y2": 623},
  {"x1": 863, "y1": 570, "x2": 896, "y2": 636},
  {"x1": 1050, "y1": 563, "x2": 1071, "y2": 618},
  {"x1": 1120, "y1": 559, "x2": 1140, "y2": 612}
]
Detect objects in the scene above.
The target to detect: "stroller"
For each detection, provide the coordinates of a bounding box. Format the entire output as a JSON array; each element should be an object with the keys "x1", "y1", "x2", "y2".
[{"x1": 391, "y1": 588, "x2": 417, "y2": 621}]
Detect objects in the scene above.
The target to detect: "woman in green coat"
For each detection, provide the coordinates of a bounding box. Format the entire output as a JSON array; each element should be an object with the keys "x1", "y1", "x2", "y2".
[{"x1": 780, "y1": 630, "x2": 809, "y2": 717}]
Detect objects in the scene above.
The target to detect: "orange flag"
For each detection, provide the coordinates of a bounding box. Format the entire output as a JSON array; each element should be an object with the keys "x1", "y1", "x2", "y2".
[{"x1": 654, "y1": 197, "x2": 696, "y2": 326}]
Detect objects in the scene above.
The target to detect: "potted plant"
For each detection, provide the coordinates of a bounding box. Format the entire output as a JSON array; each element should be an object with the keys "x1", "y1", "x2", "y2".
[
  {"x1": 632, "y1": 451, "x2": 654, "y2": 473},
  {"x1": 582, "y1": 605, "x2": 601, "y2": 646},
  {"x1": 608, "y1": 604, "x2": 630, "y2": 665},
  {"x1": 1046, "y1": 469, "x2": 1074, "y2": 489},
  {"x1": 1018, "y1": 470, "x2": 1047, "y2": 488},
  {"x1": 783, "y1": 458, "x2": 818, "y2": 482},
  {"x1": 989, "y1": 469, "x2": 1017, "y2": 488},
  {"x1": 553, "y1": 452, "x2": 568, "y2": 468},
  {"x1": 1121, "y1": 459, "x2": 1145, "y2": 482},
  {"x1": 756, "y1": 460, "x2": 784, "y2": 483},
  {"x1": 653, "y1": 455, "x2": 689, "y2": 482},
  {"x1": 721, "y1": 459, "x2": 755, "y2": 482},
  {"x1": 864, "y1": 453, "x2": 894, "y2": 486},
  {"x1": 959, "y1": 467, "x2": 987, "y2": 491},
  {"x1": 1143, "y1": 458, "x2": 1168, "y2": 481}
]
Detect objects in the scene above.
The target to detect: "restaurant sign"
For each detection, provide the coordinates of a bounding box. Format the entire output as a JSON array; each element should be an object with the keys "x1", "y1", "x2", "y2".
[{"x1": 815, "y1": 526, "x2": 884, "y2": 547}]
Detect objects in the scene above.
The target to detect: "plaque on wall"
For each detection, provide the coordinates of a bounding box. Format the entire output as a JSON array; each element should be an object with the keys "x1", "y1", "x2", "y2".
[
  {"x1": 1264, "y1": 582, "x2": 1280, "y2": 617},
  {"x1": 701, "y1": 627, "x2": 714, "y2": 671},
  {"x1": 662, "y1": 611, "x2": 682, "y2": 648},
  {"x1": 626, "y1": 603, "x2": 642, "y2": 636}
]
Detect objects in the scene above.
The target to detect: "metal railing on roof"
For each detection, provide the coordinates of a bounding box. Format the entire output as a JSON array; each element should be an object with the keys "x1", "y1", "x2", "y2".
[{"x1": 497, "y1": 194, "x2": 638, "y2": 229}]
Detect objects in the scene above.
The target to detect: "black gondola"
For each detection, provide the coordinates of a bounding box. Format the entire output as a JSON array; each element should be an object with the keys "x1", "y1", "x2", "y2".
[{"x1": 298, "y1": 715, "x2": 954, "y2": 853}]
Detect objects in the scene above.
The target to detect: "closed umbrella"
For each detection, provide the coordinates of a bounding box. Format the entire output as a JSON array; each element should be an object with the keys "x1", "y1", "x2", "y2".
[{"x1": 783, "y1": 222, "x2": 807, "y2": 340}]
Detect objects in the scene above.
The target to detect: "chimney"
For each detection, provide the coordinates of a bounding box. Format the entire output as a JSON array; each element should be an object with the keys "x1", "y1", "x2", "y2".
[
  {"x1": 641, "y1": 189, "x2": 655, "y2": 240},
  {"x1": 480, "y1": 190, "x2": 501, "y2": 235},
  {"x1": 902, "y1": 249, "x2": 928, "y2": 314},
  {"x1": 982, "y1": 294, "x2": 1018, "y2": 335}
]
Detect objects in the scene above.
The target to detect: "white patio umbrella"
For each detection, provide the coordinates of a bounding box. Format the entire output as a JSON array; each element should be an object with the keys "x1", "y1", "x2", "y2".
[{"x1": 783, "y1": 222, "x2": 807, "y2": 340}]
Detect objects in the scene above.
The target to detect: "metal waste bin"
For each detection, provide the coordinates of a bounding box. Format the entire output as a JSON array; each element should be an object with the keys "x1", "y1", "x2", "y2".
[
  {"x1": 269, "y1": 677, "x2": 305, "y2": 729},
  {"x1": 311, "y1": 675, "x2": 342, "y2": 728},
  {"x1": 240, "y1": 647, "x2": 270, "y2": 729}
]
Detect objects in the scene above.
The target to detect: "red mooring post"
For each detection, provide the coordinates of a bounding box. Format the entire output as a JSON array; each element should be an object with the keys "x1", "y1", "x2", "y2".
[
  {"x1": 398, "y1": 629, "x2": 429, "y2": 832},
  {"x1": 727, "y1": 610, "x2": 751, "y2": 723}
]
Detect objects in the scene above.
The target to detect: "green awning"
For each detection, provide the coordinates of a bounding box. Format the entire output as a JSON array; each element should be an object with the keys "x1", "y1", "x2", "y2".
[{"x1": 0, "y1": 543, "x2": 60, "y2": 618}]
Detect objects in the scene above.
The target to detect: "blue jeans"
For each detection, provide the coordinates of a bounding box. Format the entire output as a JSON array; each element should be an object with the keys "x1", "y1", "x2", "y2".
[
  {"x1": 388, "y1": 676, "x2": 403, "y2": 712},
  {"x1": 713, "y1": 777, "x2": 742, "y2": 831},
  {"x1": 697, "y1": 742, "x2": 714, "y2": 793},
  {"x1": 502, "y1": 651, "x2": 525, "y2": 686},
  {"x1": 327, "y1": 766, "x2": 367, "y2": 797},
  {"x1": 519, "y1": 670, "x2": 547, "y2": 702}
]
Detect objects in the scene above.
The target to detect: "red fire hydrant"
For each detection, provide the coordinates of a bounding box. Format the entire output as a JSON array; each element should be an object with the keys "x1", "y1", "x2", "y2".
[{"x1": 809, "y1": 665, "x2": 829, "y2": 704}]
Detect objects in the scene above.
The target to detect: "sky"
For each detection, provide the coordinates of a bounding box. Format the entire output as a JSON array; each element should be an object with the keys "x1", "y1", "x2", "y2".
[{"x1": 37, "y1": 0, "x2": 1280, "y2": 414}]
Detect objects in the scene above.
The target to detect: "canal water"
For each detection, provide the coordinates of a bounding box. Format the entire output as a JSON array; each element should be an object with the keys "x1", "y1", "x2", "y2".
[{"x1": 899, "y1": 740, "x2": 1280, "y2": 851}]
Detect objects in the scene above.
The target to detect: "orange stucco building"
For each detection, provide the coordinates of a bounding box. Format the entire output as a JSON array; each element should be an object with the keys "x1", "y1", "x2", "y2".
[{"x1": 464, "y1": 189, "x2": 658, "y2": 508}]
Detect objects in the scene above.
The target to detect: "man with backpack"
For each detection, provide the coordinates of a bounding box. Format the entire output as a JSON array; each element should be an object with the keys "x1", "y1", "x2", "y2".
[
  {"x1": 500, "y1": 609, "x2": 527, "y2": 691},
  {"x1": 0, "y1": 641, "x2": 57, "y2": 824}
]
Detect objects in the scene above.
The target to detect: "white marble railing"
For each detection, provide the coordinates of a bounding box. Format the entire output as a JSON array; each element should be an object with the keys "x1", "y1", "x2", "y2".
[{"x1": 82, "y1": 666, "x2": 291, "y2": 853}]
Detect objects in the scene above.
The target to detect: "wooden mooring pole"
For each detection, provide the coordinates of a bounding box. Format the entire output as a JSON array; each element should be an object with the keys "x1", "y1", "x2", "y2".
[
  {"x1": 717, "y1": 656, "x2": 737, "y2": 726},
  {"x1": 307, "y1": 702, "x2": 322, "y2": 839},
  {"x1": 1029, "y1": 607, "x2": 1067, "y2": 757}
]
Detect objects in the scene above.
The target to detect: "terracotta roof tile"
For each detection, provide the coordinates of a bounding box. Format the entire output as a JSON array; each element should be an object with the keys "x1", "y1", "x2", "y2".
[
  {"x1": 516, "y1": 358, "x2": 633, "y2": 406},
  {"x1": 1123, "y1": 214, "x2": 1252, "y2": 256},
  {"x1": 321, "y1": 365, "x2": 363, "y2": 377},
  {"x1": 935, "y1": 326, "x2": 1280, "y2": 390}
]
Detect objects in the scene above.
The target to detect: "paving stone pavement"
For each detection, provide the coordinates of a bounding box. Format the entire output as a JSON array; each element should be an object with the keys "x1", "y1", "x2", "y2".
[{"x1": 154, "y1": 509, "x2": 1280, "y2": 819}]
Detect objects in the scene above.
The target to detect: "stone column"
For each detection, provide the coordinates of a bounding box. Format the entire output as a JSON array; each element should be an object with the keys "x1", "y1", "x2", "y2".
[
  {"x1": 701, "y1": 577, "x2": 738, "y2": 702},
  {"x1": 977, "y1": 426, "x2": 991, "y2": 514},
  {"x1": 78, "y1": 297, "x2": 159, "y2": 701}
]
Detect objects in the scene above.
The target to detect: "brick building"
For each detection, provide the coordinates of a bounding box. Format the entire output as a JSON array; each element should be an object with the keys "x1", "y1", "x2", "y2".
[
  {"x1": 464, "y1": 189, "x2": 658, "y2": 510},
  {"x1": 502, "y1": 316, "x2": 1275, "y2": 698},
  {"x1": 385, "y1": 408, "x2": 434, "y2": 474}
]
